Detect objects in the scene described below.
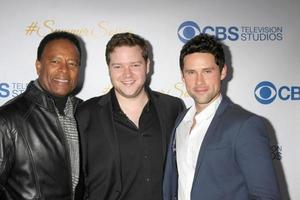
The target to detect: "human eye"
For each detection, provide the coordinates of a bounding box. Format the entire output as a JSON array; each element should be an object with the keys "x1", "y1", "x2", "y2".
[
  {"x1": 111, "y1": 64, "x2": 121, "y2": 69},
  {"x1": 185, "y1": 70, "x2": 195, "y2": 75},
  {"x1": 68, "y1": 61, "x2": 79, "y2": 68},
  {"x1": 203, "y1": 67, "x2": 215, "y2": 74},
  {"x1": 131, "y1": 63, "x2": 142, "y2": 69},
  {"x1": 133, "y1": 63, "x2": 141, "y2": 67},
  {"x1": 50, "y1": 58, "x2": 60, "y2": 64},
  {"x1": 204, "y1": 69, "x2": 212, "y2": 74}
]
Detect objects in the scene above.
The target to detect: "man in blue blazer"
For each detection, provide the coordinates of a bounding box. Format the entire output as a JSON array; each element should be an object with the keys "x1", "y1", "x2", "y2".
[{"x1": 163, "y1": 33, "x2": 281, "y2": 200}]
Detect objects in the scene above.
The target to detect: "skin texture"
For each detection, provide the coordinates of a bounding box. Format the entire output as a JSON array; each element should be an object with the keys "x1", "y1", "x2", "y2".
[
  {"x1": 182, "y1": 52, "x2": 227, "y2": 112},
  {"x1": 108, "y1": 45, "x2": 150, "y2": 100},
  {"x1": 35, "y1": 39, "x2": 80, "y2": 97}
]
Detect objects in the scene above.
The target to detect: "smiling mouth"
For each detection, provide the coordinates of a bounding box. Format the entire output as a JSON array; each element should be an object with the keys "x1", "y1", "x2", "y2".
[
  {"x1": 122, "y1": 80, "x2": 134, "y2": 85},
  {"x1": 53, "y1": 78, "x2": 69, "y2": 83}
]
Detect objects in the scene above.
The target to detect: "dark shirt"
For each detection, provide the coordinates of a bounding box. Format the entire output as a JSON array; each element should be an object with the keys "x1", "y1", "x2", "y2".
[{"x1": 111, "y1": 90, "x2": 163, "y2": 200}]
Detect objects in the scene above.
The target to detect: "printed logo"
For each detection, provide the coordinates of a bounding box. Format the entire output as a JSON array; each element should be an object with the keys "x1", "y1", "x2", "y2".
[
  {"x1": 271, "y1": 145, "x2": 282, "y2": 160},
  {"x1": 24, "y1": 20, "x2": 132, "y2": 38},
  {"x1": 178, "y1": 21, "x2": 283, "y2": 43},
  {"x1": 178, "y1": 21, "x2": 201, "y2": 43},
  {"x1": 254, "y1": 81, "x2": 300, "y2": 104},
  {"x1": 0, "y1": 82, "x2": 28, "y2": 99},
  {"x1": 0, "y1": 83, "x2": 10, "y2": 98},
  {"x1": 254, "y1": 81, "x2": 277, "y2": 104}
]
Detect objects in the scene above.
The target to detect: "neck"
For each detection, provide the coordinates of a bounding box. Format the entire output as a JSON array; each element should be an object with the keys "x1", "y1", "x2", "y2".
[
  {"x1": 116, "y1": 89, "x2": 148, "y2": 109},
  {"x1": 115, "y1": 89, "x2": 149, "y2": 127},
  {"x1": 195, "y1": 93, "x2": 221, "y2": 113}
]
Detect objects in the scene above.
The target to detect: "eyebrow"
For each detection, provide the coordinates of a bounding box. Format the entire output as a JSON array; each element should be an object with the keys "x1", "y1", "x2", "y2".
[
  {"x1": 202, "y1": 66, "x2": 215, "y2": 70},
  {"x1": 111, "y1": 61, "x2": 143, "y2": 65},
  {"x1": 184, "y1": 65, "x2": 215, "y2": 70}
]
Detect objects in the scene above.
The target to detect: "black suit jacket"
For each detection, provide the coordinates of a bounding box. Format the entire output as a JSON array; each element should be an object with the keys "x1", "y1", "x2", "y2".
[{"x1": 76, "y1": 88, "x2": 185, "y2": 200}]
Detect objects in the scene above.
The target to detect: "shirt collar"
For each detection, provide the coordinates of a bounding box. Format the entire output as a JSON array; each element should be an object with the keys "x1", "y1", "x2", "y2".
[
  {"x1": 184, "y1": 95, "x2": 222, "y2": 123},
  {"x1": 33, "y1": 79, "x2": 69, "y2": 115},
  {"x1": 110, "y1": 88, "x2": 152, "y2": 115}
]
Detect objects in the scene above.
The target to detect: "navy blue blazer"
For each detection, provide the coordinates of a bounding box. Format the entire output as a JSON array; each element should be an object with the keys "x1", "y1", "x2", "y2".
[{"x1": 163, "y1": 96, "x2": 281, "y2": 200}]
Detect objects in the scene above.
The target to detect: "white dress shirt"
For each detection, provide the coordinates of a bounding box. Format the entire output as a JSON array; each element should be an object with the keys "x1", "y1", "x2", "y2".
[{"x1": 176, "y1": 95, "x2": 222, "y2": 200}]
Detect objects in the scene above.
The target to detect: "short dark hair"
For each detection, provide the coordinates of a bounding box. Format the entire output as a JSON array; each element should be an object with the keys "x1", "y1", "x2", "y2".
[
  {"x1": 179, "y1": 33, "x2": 225, "y2": 72},
  {"x1": 105, "y1": 32, "x2": 149, "y2": 65},
  {"x1": 37, "y1": 31, "x2": 81, "y2": 62}
]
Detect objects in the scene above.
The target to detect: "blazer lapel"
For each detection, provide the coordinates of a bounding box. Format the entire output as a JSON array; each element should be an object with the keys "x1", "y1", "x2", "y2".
[
  {"x1": 96, "y1": 92, "x2": 122, "y2": 182},
  {"x1": 192, "y1": 97, "x2": 230, "y2": 181},
  {"x1": 148, "y1": 90, "x2": 168, "y2": 161}
]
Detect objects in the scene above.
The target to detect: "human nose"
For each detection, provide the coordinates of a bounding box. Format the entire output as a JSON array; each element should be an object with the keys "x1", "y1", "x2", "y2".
[
  {"x1": 123, "y1": 66, "x2": 132, "y2": 77},
  {"x1": 196, "y1": 73, "x2": 204, "y2": 84},
  {"x1": 58, "y1": 61, "x2": 69, "y2": 72}
]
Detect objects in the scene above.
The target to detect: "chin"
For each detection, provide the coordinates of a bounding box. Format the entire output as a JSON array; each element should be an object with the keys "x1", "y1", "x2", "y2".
[{"x1": 122, "y1": 93, "x2": 138, "y2": 98}]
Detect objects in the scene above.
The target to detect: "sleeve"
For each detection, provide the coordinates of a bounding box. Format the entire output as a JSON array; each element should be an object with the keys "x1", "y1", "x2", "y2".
[
  {"x1": 0, "y1": 117, "x2": 14, "y2": 187},
  {"x1": 235, "y1": 115, "x2": 281, "y2": 199},
  {"x1": 75, "y1": 107, "x2": 89, "y2": 200}
]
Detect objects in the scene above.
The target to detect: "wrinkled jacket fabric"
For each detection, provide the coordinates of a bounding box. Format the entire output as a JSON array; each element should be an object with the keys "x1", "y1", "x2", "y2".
[{"x1": 0, "y1": 81, "x2": 82, "y2": 200}]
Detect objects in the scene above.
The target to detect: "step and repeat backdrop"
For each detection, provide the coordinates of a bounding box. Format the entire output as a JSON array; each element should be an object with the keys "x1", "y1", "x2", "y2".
[{"x1": 1, "y1": 0, "x2": 299, "y2": 199}]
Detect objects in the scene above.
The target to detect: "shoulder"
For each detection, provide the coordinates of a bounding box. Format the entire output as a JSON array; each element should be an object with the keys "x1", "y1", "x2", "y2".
[
  {"x1": 227, "y1": 103, "x2": 260, "y2": 120},
  {"x1": 218, "y1": 99, "x2": 269, "y2": 144},
  {"x1": 149, "y1": 91, "x2": 186, "y2": 117},
  {"x1": 0, "y1": 93, "x2": 31, "y2": 117},
  {"x1": 220, "y1": 96, "x2": 257, "y2": 118},
  {"x1": 0, "y1": 94, "x2": 34, "y2": 131},
  {"x1": 150, "y1": 90, "x2": 184, "y2": 105},
  {"x1": 76, "y1": 93, "x2": 110, "y2": 114},
  {"x1": 221, "y1": 99, "x2": 265, "y2": 130}
]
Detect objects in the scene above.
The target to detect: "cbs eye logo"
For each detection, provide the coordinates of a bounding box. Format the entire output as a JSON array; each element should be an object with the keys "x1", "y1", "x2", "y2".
[
  {"x1": 177, "y1": 21, "x2": 239, "y2": 43},
  {"x1": 254, "y1": 81, "x2": 277, "y2": 104},
  {"x1": 177, "y1": 21, "x2": 200, "y2": 43},
  {"x1": 254, "y1": 81, "x2": 300, "y2": 104}
]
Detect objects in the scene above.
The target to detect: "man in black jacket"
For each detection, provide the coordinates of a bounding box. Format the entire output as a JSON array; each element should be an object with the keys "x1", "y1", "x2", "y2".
[
  {"x1": 0, "y1": 31, "x2": 83, "y2": 199},
  {"x1": 76, "y1": 32, "x2": 185, "y2": 200}
]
